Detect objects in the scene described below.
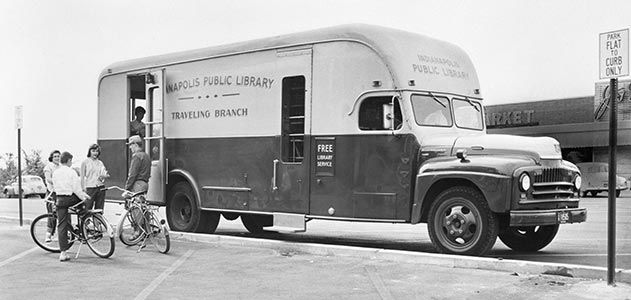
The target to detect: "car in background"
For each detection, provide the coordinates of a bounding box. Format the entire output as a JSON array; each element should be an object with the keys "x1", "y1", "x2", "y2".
[
  {"x1": 577, "y1": 162, "x2": 629, "y2": 197},
  {"x1": 2, "y1": 175, "x2": 47, "y2": 198}
]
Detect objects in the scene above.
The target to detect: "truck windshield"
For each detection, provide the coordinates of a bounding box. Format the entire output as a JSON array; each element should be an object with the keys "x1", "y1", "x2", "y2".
[
  {"x1": 453, "y1": 98, "x2": 483, "y2": 130},
  {"x1": 411, "y1": 94, "x2": 452, "y2": 127}
]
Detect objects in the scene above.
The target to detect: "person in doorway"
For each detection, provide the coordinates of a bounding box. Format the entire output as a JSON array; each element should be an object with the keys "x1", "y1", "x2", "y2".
[
  {"x1": 80, "y1": 143, "x2": 109, "y2": 210},
  {"x1": 124, "y1": 135, "x2": 151, "y2": 195},
  {"x1": 52, "y1": 151, "x2": 90, "y2": 262},
  {"x1": 129, "y1": 106, "x2": 146, "y2": 138},
  {"x1": 43, "y1": 150, "x2": 61, "y2": 243}
]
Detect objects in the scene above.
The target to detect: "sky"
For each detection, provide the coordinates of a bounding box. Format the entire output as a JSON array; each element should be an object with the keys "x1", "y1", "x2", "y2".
[{"x1": 1, "y1": 0, "x2": 630, "y2": 161}]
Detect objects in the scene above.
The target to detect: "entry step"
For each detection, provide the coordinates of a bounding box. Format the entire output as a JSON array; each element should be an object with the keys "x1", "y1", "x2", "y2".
[
  {"x1": 263, "y1": 226, "x2": 306, "y2": 233},
  {"x1": 268, "y1": 213, "x2": 306, "y2": 232}
]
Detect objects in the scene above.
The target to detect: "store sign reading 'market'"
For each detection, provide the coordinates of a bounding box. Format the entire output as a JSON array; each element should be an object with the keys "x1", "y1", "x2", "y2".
[{"x1": 485, "y1": 110, "x2": 537, "y2": 128}]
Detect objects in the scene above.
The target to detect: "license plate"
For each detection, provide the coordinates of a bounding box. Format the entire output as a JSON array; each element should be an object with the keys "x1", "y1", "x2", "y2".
[{"x1": 557, "y1": 211, "x2": 570, "y2": 224}]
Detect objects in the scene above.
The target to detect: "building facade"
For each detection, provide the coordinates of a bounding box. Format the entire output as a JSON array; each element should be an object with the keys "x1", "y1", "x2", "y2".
[{"x1": 485, "y1": 79, "x2": 631, "y2": 178}]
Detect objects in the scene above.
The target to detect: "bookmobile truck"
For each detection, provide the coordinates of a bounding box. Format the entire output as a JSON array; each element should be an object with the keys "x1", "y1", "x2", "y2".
[{"x1": 98, "y1": 24, "x2": 586, "y2": 256}]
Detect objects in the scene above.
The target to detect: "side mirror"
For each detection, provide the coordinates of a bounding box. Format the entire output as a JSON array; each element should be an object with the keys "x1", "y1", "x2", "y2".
[{"x1": 382, "y1": 103, "x2": 393, "y2": 130}]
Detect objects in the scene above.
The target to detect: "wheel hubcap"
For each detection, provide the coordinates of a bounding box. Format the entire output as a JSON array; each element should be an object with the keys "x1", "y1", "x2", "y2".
[
  {"x1": 441, "y1": 205, "x2": 478, "y2": 246},
  {"x1": 172, "y1": 193, "x2": 192, "y2": 226}
]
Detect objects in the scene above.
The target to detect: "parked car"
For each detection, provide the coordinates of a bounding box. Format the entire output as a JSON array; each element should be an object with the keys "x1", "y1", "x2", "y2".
[
  {"x1": 577, "y1": 162, "x2": 629, "y2": 197},
  {"x1": 2, "y1": 175, "x2": 47, "y2": 198}
]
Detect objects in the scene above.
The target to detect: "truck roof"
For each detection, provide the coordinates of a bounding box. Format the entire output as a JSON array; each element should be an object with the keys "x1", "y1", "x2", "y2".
[{"x1": 100, "y1": 24, "x2": 480, "y2": 97}]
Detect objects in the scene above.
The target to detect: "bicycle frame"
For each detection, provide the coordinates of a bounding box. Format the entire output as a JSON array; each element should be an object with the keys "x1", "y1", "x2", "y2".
[
  {"x1": 32, "y1": 192, "x2": 115, "y2": 258},
  {"x1": 106, "y1": 186, "x2": 170, "y2": 253}
]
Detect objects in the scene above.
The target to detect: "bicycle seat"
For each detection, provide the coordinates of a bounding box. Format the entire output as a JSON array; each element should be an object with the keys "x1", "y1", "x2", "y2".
[{"x1": 124, "y1": 190, "x2": 147, "y2": 199}]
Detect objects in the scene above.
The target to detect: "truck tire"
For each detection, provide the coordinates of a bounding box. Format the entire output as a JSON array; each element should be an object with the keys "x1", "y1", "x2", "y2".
[
  {"x1": 499, "y1": 225, "x2": 559, "y2": 252},
  {"x1": 427, "y1": 186, "x2": 498, "y2": 256},
  {"x1": 241, "y1": 214, "x2": 273, "y2": 234},
  {"x1": 167, "y1": 182, "x2": 219, "y2": 233}
]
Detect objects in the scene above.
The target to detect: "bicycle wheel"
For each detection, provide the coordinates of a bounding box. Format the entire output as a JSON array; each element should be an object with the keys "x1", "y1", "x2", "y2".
[
  {"x1": 31, "y1": 213, "x2": 69, "y2": 253},
  {"x1": 149, "y1": 213, "x2": 170, "y2": 254},
  {"x1": 83, "y1": 213, "x2": 115, "y2": 258},
  {"x1": 118, "y1": 206, "x2": 144, "y2": 246}
]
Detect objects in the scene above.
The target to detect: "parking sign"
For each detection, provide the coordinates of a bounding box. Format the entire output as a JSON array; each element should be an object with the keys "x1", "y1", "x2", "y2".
[
  {"x1": 15, "y1": 105, "x2": 23, "y2": 129},
  {"x1": 600, "y1": 29, "x2": 629, "y2": 79}
]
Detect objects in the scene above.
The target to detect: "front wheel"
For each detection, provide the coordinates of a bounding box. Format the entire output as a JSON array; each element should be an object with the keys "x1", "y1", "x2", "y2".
[
  {"x1": 83, "y1": 214, "x2": 115, "y2": 258},
  {"x1": 498, "y1": 225, "x2": 559, "y2": 252},
  {"x1": 427, "y1": 186, "x2": 498, "y2": 256},
  {"x1": 118, "y1": 207, "x2": 144, "y2": 246}
]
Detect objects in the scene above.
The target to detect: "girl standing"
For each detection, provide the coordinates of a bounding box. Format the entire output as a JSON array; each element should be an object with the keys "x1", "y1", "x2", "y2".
[
  {"x1": 43, "y1": 150, "x2": 61, "y2": 242},
  {"x1": 80, "y1": 144, "x2": 109, "y2": 210}
]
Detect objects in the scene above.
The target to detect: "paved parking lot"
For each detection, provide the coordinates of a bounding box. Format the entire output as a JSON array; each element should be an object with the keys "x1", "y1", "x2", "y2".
[
  {"x1": 1, "y1": 193, "x2": 631, "y2": 270},
  {"x1": 1, "y1": 219, "x2": 631, "y2": 299}
]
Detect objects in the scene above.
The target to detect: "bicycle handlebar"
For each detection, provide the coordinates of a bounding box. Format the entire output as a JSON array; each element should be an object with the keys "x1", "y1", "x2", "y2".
[
  {"x1": 104, "y1": 186, "x2": 146, "y2": 198},
  {"x1": 42, "y1": 192, "x2": 85, "y2": 209},
  {"x1": 103, "y1": 186, "x2": 129, "y2": 193}
]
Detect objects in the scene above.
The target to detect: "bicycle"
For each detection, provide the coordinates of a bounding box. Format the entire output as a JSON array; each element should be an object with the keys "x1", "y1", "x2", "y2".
[
  {"x1": 106, "y1": 186, "x2": 170, "y2": 254},
  {"x1": 30, "y1": 193, "x2": 116, "y2": 259}
]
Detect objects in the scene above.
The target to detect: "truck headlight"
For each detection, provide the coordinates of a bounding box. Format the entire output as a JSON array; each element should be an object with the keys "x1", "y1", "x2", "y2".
[
  {"x1": 574, "y1": 175, "x2": 582, "y2": 190},
  {"x1": 519, "y1": 173, "x2": 531, "y2": 191}
]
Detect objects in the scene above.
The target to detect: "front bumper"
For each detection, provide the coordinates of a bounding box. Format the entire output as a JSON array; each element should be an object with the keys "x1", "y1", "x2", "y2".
[{"x1": 510, "y1": 208, "x2": 587, "y2": 226}]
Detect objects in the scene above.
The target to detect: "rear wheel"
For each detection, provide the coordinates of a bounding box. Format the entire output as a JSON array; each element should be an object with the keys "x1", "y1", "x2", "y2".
[
  {"x1": 31, "y1": 213, "x2": 70, "y2": 253},
  {"x1": 167, "y1": 182, "x2": 219, "y2": 233},
  {"x1": 427, "y1": 186, "x2": 498, "y2": 256},
  {"x1": 241, "y1": 214, "x2": 273, "y2": 234},
  {"x1": 499, "y1": 225, "x2": 559, "y2": 252},
  {"x1": 117, "y1": 207, "x2": 144, "y2": 246},
  {"x1": 83, "y1": 214, "x2": 115, "y2": 258}
]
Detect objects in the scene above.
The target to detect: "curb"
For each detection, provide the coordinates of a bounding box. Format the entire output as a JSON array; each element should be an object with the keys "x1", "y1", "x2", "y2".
[
  {"x1": 170, "y1": 230, "x2": 631, "y2": 284},
  {"x1": 4, "y1": 215, "x2": 629, "y2": 283}
]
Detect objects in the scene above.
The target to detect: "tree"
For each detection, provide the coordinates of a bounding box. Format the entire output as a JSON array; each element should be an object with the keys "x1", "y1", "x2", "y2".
[
  {"x1": 0, "y1": 153, "x2": 17, "y2": 187},
  {"x1": 22, "y1": 149, "x2": 46, "y2": 180},
  {"x1": 0, "y1": 150, "x2": 46, "y2": 187}
]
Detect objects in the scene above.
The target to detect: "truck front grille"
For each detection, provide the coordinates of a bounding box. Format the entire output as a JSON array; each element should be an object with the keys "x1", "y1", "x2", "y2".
[{"x1": 531, "y1": 168, "x2": 575, "y2": 201}]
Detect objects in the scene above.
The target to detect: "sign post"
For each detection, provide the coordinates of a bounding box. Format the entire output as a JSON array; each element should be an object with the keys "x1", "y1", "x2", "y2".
[
  {"x1": 599, "y1": 28, "x2": 629, "y2": 285},
  {"x1": 15, "y1": 106, "x2": 23, "y2": 227}
]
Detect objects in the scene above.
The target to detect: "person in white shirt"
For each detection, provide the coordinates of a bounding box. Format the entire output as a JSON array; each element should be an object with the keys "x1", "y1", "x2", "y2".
[{"x1": 52, "y1": 151, "x2": 90, "y2": 262}]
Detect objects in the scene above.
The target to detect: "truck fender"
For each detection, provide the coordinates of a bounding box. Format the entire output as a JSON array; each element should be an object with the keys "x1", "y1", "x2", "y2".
[
  {"x1": 167, "y1": 168, "x2": 202, "y2": 208},
  {"x1": 411, "y1": 171, "x2": 511, "y2": 224}
]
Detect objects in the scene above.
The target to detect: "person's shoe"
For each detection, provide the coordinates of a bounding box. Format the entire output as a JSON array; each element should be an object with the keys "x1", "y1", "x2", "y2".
[
  {"x1": 45, "y1": 232, "x2": 52, "y2": 243},
  {"x1": 59, "y1": 251, "x2": 71, "y2": 262}
]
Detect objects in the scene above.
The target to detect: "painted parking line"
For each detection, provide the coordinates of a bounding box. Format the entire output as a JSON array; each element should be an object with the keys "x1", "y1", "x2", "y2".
[
  {"x1": 364, "y1": 265, "x2": 394, "y2": 300},
  {"x1": 499, "y1": 253, "x2": 631, "y2": 257},
  {"x1": 0, "y1": 247, "x2": 39, "y2": 268},
  {"x1": 135, "y1": 250, "x2": 194, "y2": 300}
]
